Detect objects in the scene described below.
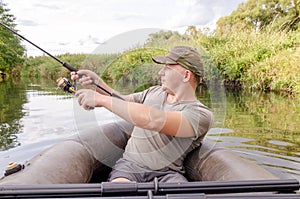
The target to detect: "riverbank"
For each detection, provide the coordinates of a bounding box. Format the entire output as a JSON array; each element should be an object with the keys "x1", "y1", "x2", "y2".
[
  {"x1": 14, "y1": 29, "x2": 299, "y2": 96},
  {"x1": 193, "y1": 30, "x2": 300, "y2": 96}
]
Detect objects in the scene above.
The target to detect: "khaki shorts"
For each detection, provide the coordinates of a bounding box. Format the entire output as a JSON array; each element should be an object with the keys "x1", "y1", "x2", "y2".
[{"x1": 108, "y1": 158, "x2": 188, "y2": 183}]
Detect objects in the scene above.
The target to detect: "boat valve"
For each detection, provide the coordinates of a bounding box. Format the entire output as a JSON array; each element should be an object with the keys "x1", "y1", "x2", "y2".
[{"x1": 4, "y1": 162, "x2": 24, "y2": 176}]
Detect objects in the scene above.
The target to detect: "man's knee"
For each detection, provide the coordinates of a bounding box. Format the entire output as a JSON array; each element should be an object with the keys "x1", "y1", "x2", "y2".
[{"x1": 110, "y1": 177, "x2": 131, "y2": 182}]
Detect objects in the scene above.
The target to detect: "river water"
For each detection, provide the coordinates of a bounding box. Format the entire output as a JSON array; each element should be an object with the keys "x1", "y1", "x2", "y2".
[{"x1": 0, "y1": 77, "x2": 299, "y2": 182}]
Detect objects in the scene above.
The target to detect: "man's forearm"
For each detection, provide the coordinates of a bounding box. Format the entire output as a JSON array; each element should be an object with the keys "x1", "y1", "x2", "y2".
[
  {"x1": 102, "y1": 96, "x2": 194, "y2": 137},
  {"x1": 105, "y1": 97, "x2": 165, "y2": 131}
]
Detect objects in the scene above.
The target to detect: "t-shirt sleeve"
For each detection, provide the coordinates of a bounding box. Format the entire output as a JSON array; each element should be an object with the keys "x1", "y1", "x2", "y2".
[
  {"x1": 182, "y1": 104, "x2": 214, "y2": 140},
  {"x1": 132, "y1": 86, "x2": 213, "y2": 140}
]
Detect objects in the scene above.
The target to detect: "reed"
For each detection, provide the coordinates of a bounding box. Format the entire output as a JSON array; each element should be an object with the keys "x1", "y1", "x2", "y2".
[{"x1": 196, "y1": 30, "x2": 300, "y2": 96}]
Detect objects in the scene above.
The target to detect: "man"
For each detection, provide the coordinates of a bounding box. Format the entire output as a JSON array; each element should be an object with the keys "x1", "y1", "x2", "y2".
[{"x1": 71, "y1": 46, "x2": 213, "y2": 182}]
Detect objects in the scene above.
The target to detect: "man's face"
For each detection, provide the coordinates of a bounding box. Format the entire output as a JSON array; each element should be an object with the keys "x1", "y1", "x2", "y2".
[{"x1": 158, "y1": 64, "x2": 187, "y2": 94}]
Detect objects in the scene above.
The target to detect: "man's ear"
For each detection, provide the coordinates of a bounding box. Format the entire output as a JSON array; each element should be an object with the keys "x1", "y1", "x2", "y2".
[{"x1": 183, "y1": 70, "x2": 191, "y2": 82}]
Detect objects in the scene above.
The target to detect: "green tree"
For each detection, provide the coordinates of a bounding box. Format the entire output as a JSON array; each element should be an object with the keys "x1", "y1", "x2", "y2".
[
  {"x1": 0, "y1": 2, "x2": 25, "y2": 76},
  {"x1": 145, "y1": 30, "x2": 190, "y2": 49},
  {"x1": 277, "y1": 0, "x2": 300, "y2": 31},
  {"x1": 216, "y1": 0, "x2": 300, "y2": 34}
]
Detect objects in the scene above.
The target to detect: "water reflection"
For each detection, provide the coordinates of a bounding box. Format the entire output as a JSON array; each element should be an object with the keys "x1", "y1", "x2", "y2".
[
  {"x1": 18, "y1": 90, "x2": 76, "y2": 145},
  {"x1": 0, "y1": 79, "x2": 27, "y2": 150},
  {"x1": 208, "y1": 90, "x2": 300, "y2": 180}
]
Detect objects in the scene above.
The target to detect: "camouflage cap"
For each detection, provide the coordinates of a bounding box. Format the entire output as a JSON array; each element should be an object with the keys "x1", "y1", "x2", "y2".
[{"x1": 152, "y1": 46, "x2": 204, "y2": 77}]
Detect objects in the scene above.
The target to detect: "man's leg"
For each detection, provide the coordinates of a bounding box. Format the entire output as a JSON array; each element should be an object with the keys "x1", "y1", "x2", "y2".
[
  {"x1": 111, "y1": 177, "x2": 131, "y2": 182},
  {"x1": 158, "y1": 172, "x2": 188, "y2": 182}
]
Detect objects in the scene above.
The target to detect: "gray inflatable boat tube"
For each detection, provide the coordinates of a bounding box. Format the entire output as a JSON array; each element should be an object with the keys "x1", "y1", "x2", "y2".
[{"x1": 0, "y1": 121, "x2": 277, "y2": 184}]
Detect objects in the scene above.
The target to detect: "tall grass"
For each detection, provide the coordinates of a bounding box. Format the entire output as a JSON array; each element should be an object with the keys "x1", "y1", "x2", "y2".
[{"x1": 196, "y1": 30, "x2": 300, "y2": 96}]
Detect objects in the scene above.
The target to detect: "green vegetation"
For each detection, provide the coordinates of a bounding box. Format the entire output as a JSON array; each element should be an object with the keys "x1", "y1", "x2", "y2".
[
  {"x1": 0, "y1": 0, "x2": 299, "y2": 96},
  {"x1": 189, "y1": 29, "x2": 300, "y2": 94},
  {"x1": 216, "y1": 0, "x2": 300, "y2": 33},
  {"x1": 21, "y1": 53, "x2": 118, "y2": 80},
  {"x1": 0, "y1": 2, "x2": 25, "y2": 78},
  {"x1": 185, "y1": 0, "x2": 300, "y2": 96},
  {"x1": 101, "y1": 47, "x2": 168, "y2": 93},
  {"x1": 102, "y1": 48, "x2": 167, "y2": 83}
]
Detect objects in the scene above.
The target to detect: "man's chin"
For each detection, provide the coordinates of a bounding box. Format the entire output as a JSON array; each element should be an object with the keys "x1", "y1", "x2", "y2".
[{"x1": 161, "y1": 86, "x2": 173, "y2": 94}]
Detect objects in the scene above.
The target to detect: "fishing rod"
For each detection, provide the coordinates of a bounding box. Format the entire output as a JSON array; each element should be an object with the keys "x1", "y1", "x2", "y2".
[{"x1": 0, "y1": 21, "x2": 123, "y2": 100}]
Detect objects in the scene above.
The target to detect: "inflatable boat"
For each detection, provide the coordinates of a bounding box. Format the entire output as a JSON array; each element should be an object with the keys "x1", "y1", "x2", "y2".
[
  {"x1": 0, "y1": 120, "x2": 279, "y2": 184},
  {"x1": 0, "y1": 121, "x2": 299, "y2": 198}
]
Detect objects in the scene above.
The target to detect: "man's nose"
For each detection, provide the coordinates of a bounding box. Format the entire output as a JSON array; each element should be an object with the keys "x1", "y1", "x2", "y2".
[{"x1": 158, "y1": 67, "x2": 165, "y2": 75}]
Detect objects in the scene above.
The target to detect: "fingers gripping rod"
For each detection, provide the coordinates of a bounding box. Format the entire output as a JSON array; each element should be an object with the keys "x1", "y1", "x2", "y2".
[{"x1": 0, "y1": 21, "x2": 123, "y2": 100}]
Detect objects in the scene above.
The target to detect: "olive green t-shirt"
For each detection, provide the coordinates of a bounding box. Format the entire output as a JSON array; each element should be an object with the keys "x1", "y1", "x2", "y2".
[{"x1": 123, "y1": 86, "x2": 213, "y2": 173}]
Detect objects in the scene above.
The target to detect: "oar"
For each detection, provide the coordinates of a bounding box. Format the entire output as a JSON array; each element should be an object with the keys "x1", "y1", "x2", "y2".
[
  {"x1": 0, "y1": 179, "x2": 299, "y2": 198},
  {"x1": 0, "y1": 21, "x2": 124, "y2": 100}
]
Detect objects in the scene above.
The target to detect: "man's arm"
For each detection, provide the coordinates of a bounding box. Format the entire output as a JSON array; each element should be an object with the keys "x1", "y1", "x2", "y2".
[
  {"x1": 75, "y1": 89, "x2": 195, "y2": 137},
  {"x1": 106, "y1": 95, "x2": 195, "y2": 137}
]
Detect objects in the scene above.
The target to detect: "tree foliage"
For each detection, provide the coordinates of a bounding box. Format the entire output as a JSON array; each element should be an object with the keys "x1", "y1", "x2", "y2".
[
  {"x1": 101, "y1": 48, "x2": 167, "y2": 85},
  {"x1": 216, "y1": 0, "x2": 300, "y2": 34},
  {"x1": 145, "y1": 30, "x2": 196, "y2": 49},
  {"x1": 0, "y1": 2, "x2": 25, "y2": 75}
]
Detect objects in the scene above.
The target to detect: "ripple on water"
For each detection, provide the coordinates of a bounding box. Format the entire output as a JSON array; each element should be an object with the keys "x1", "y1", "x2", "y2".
[{"x1": 210, "y1": 134, "x2": 300, "y2": 181}]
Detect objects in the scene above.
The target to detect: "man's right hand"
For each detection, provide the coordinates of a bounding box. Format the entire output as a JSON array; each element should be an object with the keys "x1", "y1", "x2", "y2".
[{"x1": 70, "y1": 70, "x2": 101, "y2": 88}]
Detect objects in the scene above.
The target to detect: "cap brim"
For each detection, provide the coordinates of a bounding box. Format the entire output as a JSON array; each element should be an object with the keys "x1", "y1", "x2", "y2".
[{"x1": 152, "y1": 56, "x2": 177, "y2": 65}]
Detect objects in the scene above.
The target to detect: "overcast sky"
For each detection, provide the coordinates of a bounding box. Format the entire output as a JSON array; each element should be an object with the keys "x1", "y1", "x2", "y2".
[{"x1": 4, "y1": 0, "x2": 246, "y2": 56}]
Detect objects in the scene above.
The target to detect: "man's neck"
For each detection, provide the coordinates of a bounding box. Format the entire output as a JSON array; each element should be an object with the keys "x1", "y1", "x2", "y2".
[{"x1": 166, "y1": 91, "x2": 196, "y2": 104}]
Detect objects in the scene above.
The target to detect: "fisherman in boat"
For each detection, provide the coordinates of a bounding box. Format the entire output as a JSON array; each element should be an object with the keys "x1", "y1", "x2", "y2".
[{"x1": 71, "y1": 46, "x2": 214, "y2": 183}]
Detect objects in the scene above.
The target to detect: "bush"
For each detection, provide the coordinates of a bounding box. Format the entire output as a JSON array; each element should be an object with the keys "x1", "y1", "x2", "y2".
[
  {"x1": 196, "y1": 30, "x2": 300, "y2": 95},
  {"x1": 102, "y1": 47, "x2": 167, "y2": 83}
]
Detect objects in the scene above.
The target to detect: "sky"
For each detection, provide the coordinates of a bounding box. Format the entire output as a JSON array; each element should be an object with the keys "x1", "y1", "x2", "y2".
[{"x1": 4, "y1": 0, "x2": 246, "y2": 56}]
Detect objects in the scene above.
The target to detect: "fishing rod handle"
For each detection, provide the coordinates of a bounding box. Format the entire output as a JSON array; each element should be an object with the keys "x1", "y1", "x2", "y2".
[
  {"x1": 92, "y1": 81, "x2": 124, "y2": 100},
  {"x1": 62, "y1": 62, "x2": 78, "y2": 72}
]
